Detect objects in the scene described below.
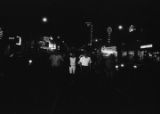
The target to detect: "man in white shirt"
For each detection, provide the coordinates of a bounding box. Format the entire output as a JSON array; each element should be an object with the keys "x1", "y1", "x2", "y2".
[{"x1": 78, "y1": 53, "x2": 92, "y2": 74}]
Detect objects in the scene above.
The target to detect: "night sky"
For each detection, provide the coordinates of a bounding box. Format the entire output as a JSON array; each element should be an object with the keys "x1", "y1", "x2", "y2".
[{"x1": 0, "y1": 0, "x2": 159, "y2": 47}]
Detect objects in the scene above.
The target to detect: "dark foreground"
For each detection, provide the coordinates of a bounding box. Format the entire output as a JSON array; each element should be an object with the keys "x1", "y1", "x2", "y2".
[{"x1": 0, "y1": 58, "x2": 158, "y2": 114}]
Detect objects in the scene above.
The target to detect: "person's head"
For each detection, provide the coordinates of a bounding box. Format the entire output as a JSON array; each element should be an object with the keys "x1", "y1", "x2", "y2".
[
  {"x1": 53, "y1": 50, "x2": 58, "y2": 55},
  {"x1": 84, "y1": 52, "x2": 90, "y2": 57},
  {"x1": 69, "y1": 53, "x2": 73, "y2": 56},
  {"x1": 70, "y1": 52, "x2": 75, "y2": 57},
  {"x1": 53, "y1": 50, "x2": 60, "y2": 55}
]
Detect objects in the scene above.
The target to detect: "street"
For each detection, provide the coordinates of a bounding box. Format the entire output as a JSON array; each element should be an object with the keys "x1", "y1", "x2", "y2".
[{"x1": 0, "y1": 57, "x2": 157, "y2": 114}]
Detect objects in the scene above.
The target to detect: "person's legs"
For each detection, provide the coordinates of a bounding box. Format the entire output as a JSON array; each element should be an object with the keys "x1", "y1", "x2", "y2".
[
  {"x1": 69, "y1": 66, "x2": 72, "y2": 74},
  {"x1": 73, "y1": 66, "x2": 76, "y2": 74},
  {"x1": 72, "y1": 66, "x2": 77, "y2": 82}
]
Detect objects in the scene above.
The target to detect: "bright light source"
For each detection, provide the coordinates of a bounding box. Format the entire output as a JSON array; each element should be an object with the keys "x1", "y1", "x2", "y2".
[
  {"x1": 49, "y1": 42, "x2": 56, "y2": 50},
  {"x1": 28, "y1": 59, "x2": 33, "y2": 65},
  {"x1": 115, "y1": 65, "x2": 119, "y2": 69},
  {"x1": 50, "y1": 37, "x2": 53, "y2": 40},
  {"x1": 42, "y1": 17, "x2": 48, "y2": 23},
  {"x1": 133, "y1": 65, "x2": 137, "y2": 69},
  {"x1": 129, "y1": 25, "x2": 136, "y2": 32},
  {"x1": 140, "y1": 44, "x2": 153, "y2": 49},
  {"x1": 120, "y1": 64, "x2": 124, "y2": 67},
  {"x1": 95, "y1": 39, "x2": 98, "y2": 42},
  {"x1": 101, "y1": 46, "x2": 117, "y2": 56},
  {"x1": 118, "y1": 25, "x2": 123, "y2": 30},
  {"x1": 16, "y1": 36, "x2": 22, "y2": 46}
]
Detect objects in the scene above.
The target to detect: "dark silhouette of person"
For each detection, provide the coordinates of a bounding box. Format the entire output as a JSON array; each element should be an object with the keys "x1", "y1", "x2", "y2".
[
  {"x1": 102, "y1": 54, "x2": 116, "y2": 87},
  {"x1": 49, "y1": 50, "x2": 64, "y2": 87}
]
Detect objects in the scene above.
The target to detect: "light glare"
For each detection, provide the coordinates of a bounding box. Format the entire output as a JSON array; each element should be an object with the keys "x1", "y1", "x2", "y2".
[
  {"x1": 115, "y1": 65, "x2": 119, "y2": 69},
  {"x1": 29, "y1": 59, "x2": 33, "y2": 64},
  {"x1": 42, "y1": 17, "x2": 48, "y2": 22},
  {"x1": 140, "y1": 44, "x2": 153, "y2": 49},
  {"x1": 121, "y1": 64, "x2": 124, "y2": 67},
  {"x1": 133, "y1": 65, "x2": 137, "y2": 69},
  {"x1": 118, "y1": 25, "x2": 123, "y2": 30}
]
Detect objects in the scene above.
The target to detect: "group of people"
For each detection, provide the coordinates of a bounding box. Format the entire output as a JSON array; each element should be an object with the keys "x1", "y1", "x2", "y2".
[
  {"x1": 49, "y1": 50, "x2": 116, "y2": 82},
  {"x1": 49, "y1": 50, "x2": 92, "y2": 76}
]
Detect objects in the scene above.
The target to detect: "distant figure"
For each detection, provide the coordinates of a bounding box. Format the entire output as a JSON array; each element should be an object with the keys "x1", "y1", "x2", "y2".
[
  {"x1": 103, "y1": 54, "x2": 116, "y2": 83},
  {"x1": 49, "y1": 51, "x2": 64, "y2": 67},
  {"x1": 49, "y1": 51, "x2": 64, "y2": 75},
  {"x1": 69, "y1": 53, "x2": 77, "y2": 75}
]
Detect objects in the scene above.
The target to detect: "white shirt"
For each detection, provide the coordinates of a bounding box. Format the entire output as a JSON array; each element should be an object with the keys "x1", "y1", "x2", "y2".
[
  {"x1": 79, "y1": 56, "x2": 91, "y2": 66},
  {"x1": 70, "y1": 57, "x2": 76, "y2": 66}
]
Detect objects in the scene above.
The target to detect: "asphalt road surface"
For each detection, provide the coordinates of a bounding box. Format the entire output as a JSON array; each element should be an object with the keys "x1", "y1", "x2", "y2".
[{"x1": 0, "y1": 57, "x2": 158, "y2": 114}]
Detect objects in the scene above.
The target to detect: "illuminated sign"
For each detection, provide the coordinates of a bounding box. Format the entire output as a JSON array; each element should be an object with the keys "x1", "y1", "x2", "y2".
[
  {"x1": 49, "y1": 43, "x2": 56, "y2": 50},
  {"x1": 140, "y1": 44, "x2": 153, "y2": 49},
  {"x1": 9, "y1": 37, "x2": 15, "y2": 40},
  {"x1": 16, "y1": 36, "x2": 22, "y2": 46},
  {"x1": 101, "y1": 46, "x2": 117, "y2": 56}
]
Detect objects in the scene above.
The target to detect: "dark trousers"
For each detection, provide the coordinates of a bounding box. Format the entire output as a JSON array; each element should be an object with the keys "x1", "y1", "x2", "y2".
[
  {"x1": 79, "y1": 66, "x2": 90, "y2": 86},
  {"x1": 81, "y1": 66, "x2": 90, "y2": 76}
]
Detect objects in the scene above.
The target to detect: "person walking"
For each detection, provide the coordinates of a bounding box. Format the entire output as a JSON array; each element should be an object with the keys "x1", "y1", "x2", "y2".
[
  {"x1": 69, "y1": 53, "x2": 77, "y2": 75},
  {"x1": 68, "y1": 52, "x2": 77, "y2": 84},
  {"x1": 49, "y1": 50, "x2": 64, "y2": 83},
  {"x1": 78, "y1": 52, "x2": 92, "y2": 76}
]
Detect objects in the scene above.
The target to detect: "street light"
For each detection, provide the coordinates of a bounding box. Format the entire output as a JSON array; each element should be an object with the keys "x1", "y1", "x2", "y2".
[
  {"x1": 115, "y1": 65, "x2": 119, "y2": 69},
  {"x1": 42, "y1": 17, "x2": 48, "y2": 23},
  {"x1": 28, "y1": 59, "x2": 33, "y2": 65},
  {"x1": 95, "y1": 39, "x2": 98, "y2": 42},
  {"x1": 118, "y1": 25, "x2": 123, "y2": 30},
  {"x1": 133, "y1": 65, "x2": 137, "y2": 69},
  {"x1": 120, "y1": 64, "x2": 124, "y2": 67}
]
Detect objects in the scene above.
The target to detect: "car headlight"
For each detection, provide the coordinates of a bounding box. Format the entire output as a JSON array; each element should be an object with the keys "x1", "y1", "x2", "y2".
[{"x1": 133, "y1": 65, "x2": 137, "y2": 69}]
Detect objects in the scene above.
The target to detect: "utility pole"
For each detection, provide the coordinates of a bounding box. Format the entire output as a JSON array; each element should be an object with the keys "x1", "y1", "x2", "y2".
[
  {"x1": 107, "y1": 26, "x2": 112, "y2": 45},
  {"x1": 85, "y1": 22, "x2": 93, "y2": 46}
]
